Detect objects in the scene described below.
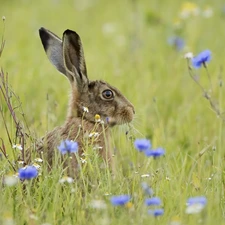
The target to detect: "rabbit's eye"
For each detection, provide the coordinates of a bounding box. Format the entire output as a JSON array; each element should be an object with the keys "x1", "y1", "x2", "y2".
[{"x1": 102, "y1": 90, "x2": 114, "y2": 99}]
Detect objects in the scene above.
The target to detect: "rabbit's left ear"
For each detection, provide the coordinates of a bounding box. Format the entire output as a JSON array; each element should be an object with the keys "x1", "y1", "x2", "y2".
[
  {"x1": 62, "y1": 29, "x2": 88, "y2": 89},
  {"x1": 39, "y1": 27, "x2": 68, "y2": 77}
]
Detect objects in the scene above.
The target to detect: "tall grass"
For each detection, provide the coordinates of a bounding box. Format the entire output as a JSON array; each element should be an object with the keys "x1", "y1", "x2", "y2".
[{"x1": 1, "y1": 0, "x2": 225, "y2": 224}]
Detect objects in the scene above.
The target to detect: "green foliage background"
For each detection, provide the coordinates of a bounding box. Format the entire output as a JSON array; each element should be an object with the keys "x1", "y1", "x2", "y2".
[{"x1": 1, "y1": 0, "x2": 225, "y2": 224}]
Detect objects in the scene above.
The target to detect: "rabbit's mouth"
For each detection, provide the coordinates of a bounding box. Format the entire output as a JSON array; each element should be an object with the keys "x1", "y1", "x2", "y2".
[{"x1": 107, "y1": 105, "x2": 135, "y2": 126}]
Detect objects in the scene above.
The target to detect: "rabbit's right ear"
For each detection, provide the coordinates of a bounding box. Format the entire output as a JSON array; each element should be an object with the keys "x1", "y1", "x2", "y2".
[{"x1": 39, "y1": 27, "x2": 73, "y2": 81}]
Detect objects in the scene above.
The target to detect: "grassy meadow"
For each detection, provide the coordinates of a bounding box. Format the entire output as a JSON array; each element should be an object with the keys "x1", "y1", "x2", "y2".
[{"x1": 1, "y1": 0, "x2": 225, "y2": 224}]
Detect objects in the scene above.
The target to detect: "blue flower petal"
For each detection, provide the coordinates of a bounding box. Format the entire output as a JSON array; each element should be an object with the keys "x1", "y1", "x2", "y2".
[
  {"x1": 187, "y1": 196, "x2": 207, "y2": 206},
  {"x1": 145, "y1": 147, "x2": 165, "y2": 158},
  {"x1": 18, "y1": 166, "x2": 38, "y2": 180},
  {"x1": 148, "y1": 208, "x2": 164, "y2": 217},
  {"x1": 145, "y1": 197, "x2": 161, "y2": 206},
  {"x1": 134, "y1": 139, "x2": 151, "y2": 152},
  {"x1": 111, "y1": 195, "x2": 131, "y2": 206},
  {"x1": 192, "y1": 50, "x2": 211, "y2": 69},
  {"x1": 57, "y1": 139, "x2": 78, "y2": 154}
]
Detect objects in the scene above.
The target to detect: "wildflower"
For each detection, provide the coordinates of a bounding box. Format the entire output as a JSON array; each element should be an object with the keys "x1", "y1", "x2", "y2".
[
  {"x1": 111, "y1": 195, "x2": 131, "y2": 206},
  {"x1": 57, "y1": 139, "x2": 78, "y2": 154},
  {"x1": 180, "y1": 2, "x2": 199, "y2": 19},
  {"x1": 185, "y1": 196, "x2": 207, "y2": 214},
  {"x1": 125, "y1": 202, "x2": 133, "y2": 209},
  {"x1": 95, "y1": 114, "x2": 101, "y2": 122},
  {"x1": 145, "y1": 197, "x2": 161, "y2": 206},
  {"x1": 32, "y1": 163, "x2": 41, "y2": 170},
  {"x1": 59, "y1": 176, "x2": 74, "y2": 184},
  {"x1": 90, "y1": 200, "x2": 107, "y2": 209},
  {"x1": 184, "y1": 52, "x2": 193, "y2": 59},
  {"x1": 29, "y1": 214, "x2": 38, "y2": 220},
  {"x1": 148, "y1": 208, "x2": 164, "y2": 217},
  {"x1": 145, "y1": 147, "x2": 165, "y2": 158},
  {"x1": 83, "y1": 106, "x2": 89, "y2": 113},
  {"x1": 192, "y1": 50, "x2": 211, "y2": 68},
  {"x1": 18, "y1": 166, "x2": 38, "y2": 180},
  {"x1": 187, "y1": 196, "x2": 207, "y2": 205},
  {"x1": 34, "y1": 158, "x2": 43, "y2": 163},
  {"x1": 2, "y1": 16, "x2": 5, "y2": 21},
  {"x1": 141, "y1": 174, "x2": 150, "y2": 178},
  {"x1": 202, "y1": 6, "x2": 213, "y2": 18},
  {"x1": 134, "y1": 139, "x2": 151, "y2": 152},
  {"x1": 12, "y1": 144, "x2": 23, "y2": 151},
  {"x1": 104, "y1": 192, "x2": 111, "y2": 196},
  {"x1": 4, "y1": 175, "x2": 18, "y2": 186},
  {"x1": 17, "y1": 160, "x2": 25, "y2": 165},
  {"x1": 88, "y1": 132, "x2": 99, "y2": 138},
  {"x1": 80, "y1": 157, "x2": 87, "y2": 164},
  {"x1": 168, "y1": 36, "x2": 185, "y2": 51},
  {"x1": 141, "y1": 182, "x2": 154, "y2": 196}
]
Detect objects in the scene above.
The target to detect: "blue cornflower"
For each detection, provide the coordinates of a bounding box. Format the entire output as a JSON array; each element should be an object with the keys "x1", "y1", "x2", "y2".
[
  {"x1": 145, "y1": 147, "x2": 165, "y2": 158},
  {"x1": 192, "y1": 50, "x2": 211, "y2": 68},
  {"x1": 18, "y1": 166, "x2": 38, "y2": 180},
  {"x1": 187, "y1": 196, "x2": 207, "y2": 206},
  {"x1": 148, "y1": 208, "x2": 164, "y2": 217},
  {"x1": 168, "y1": 36, "x2": 185, "y2": 51},
  {"x1": 111, "y1": 195, "x2": 131, "y2": 206},
  {"x1": 57, "y1": 139, "x2": 78, "y2": 154},
  {"x1": 134, "y1": 139, "x2": 151, "y2": 152},
  {"x1": 186, "y1": 196, "x2": 207, "y2": 214},
  {"x1": 145, "y1": 197, "x2": 161, "y2": 206}
]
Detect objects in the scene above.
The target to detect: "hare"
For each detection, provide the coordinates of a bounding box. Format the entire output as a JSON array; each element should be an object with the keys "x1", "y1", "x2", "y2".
[{"x1": 30, "y1": 27, "x2": 135, "y2": 171}]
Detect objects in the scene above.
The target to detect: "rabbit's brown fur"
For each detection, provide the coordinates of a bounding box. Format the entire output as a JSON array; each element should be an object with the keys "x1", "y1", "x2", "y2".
[{"x1": 28, "y1": 28, "x2": 134, "y2": 172}]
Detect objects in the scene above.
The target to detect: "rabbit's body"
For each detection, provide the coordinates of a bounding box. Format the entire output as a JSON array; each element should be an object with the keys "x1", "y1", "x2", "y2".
[{"x1": 30, "y1": 27, "x2": 135, "y2": 171}]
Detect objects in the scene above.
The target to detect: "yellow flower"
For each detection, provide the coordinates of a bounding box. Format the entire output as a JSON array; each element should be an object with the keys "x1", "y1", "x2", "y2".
[
  {"x1": 95, "y1": 114, "x2": 101, "y2": 122},
  {"x1": 180, "y1": 2, "x2": 199, "y2": 19},
  {"x1": 125, "y1": 202, "x2": 133, "y2": 209}
]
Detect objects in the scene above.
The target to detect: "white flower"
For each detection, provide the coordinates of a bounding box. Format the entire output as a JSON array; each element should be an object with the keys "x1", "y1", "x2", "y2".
[
  {"x1": 141, "y1": 174, "x2": 150, "y2": 178},
  {"x1": 90, "y1": 200, "x2": 107, "y2": 209},
  {"x1": 185, "y1": 203, "x2": 205, "y2": 214},
  {"x1": 80, "y1": 158, "x2": 87, "y2": 164},
  {"x1": 32, "y1": 163, "x2": 41, "y2": 170},
  {"x1": 93, "y1": 146, "x2": 103, "y2": 150},
  {"x1": 3, "y1": 217, "x2": 15, "y2": 225},
  {"x1": 104, "y1": 192, "x2": 111, "y2": 196},
  {"x1": 34, "y1": 158, "x2": 43, "y2": 163},
  {"x1": 18, "y1": 161, "x2": 24, "y2": 165},
  {"x1": 88, "y1": 132, "x2": 99, "y2": 138},
  {"x1": 202, "y1": 7, "x2": 213, "y2": 18},
  {"x1": 184, "y1": 52, "x2": 193, "y2": 59},
  {"x1": 4, "y1": 175, "x2": 18, "y2": 186},
  {"x1": 2, "y1": 16, "x2": 6, "y2": 21},
  {"x1": 12, "y1": 144, "x2": 23, "y2": 150},
  {"x1": 59, "y1": 176, "x2": 74, "y2": 184},
  {"x1": 29, "y1": 214, "x2": 38, "y2": 220},
  {"x1": 83, "y1": 106, "x2": 89, "y2": 113}
]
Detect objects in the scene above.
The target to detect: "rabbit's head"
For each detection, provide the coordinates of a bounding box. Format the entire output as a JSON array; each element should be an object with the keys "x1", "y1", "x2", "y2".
[{"x1": 39, "y1": 27, "x2": 134, "y2": 126}]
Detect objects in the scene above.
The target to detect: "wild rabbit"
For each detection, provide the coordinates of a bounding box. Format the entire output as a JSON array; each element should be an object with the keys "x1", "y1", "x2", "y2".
[{"x1": 29, "y1": 27, "x2": 135, "y2": 171}]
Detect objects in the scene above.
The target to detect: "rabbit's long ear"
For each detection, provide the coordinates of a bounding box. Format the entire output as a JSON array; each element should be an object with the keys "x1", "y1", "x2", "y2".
[
  {"x1": 62, "y1": 29, "x2": 88, "y2": 88},
  {"x1": 39, "y1": 27, "x2": 73, "y2": 81}
]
